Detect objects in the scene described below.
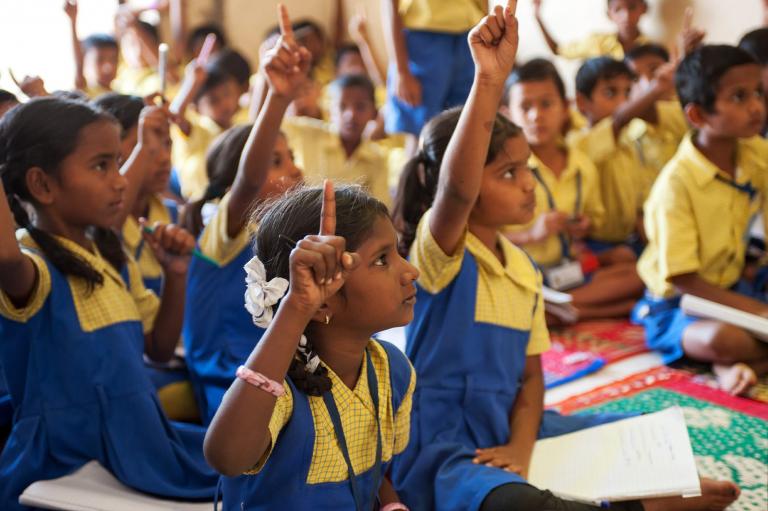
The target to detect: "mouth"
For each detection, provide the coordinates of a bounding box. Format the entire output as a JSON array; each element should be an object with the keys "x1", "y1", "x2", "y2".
[
  {"x1": 109, "y1": 199, "x2": 124, "y2": 211},
  {"x1": 402, "y1": 293, "x2": 417, "y2": 306}
]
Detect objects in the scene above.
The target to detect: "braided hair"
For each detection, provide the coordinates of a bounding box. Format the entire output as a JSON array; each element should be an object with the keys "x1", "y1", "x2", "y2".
[
  {"x1": 0, "y1": 97, "x2": 125, "y2": 289},
  {"x1": 253, "y1": 184, "x2": 388, "y2": 396}
]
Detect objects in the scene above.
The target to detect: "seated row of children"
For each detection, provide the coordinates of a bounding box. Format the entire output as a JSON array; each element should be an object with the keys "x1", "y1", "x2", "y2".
[{"x1": 0, "y1": 1, "x2": 765, "y2": 510}]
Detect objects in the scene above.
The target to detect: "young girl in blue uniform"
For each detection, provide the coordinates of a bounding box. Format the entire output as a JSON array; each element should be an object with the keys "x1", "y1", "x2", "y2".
[
  {"x1": 0, "y1": 97, "x2": 218, "y2": 509},
  {"x1": 180, "y1": 17, "x2": 306, "y2": 424},
  {"x1": 390, "y1": 3, "x2": 738, "y2": 511}
]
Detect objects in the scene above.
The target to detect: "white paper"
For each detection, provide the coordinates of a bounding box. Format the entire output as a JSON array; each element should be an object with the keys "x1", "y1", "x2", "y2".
[
  {"x1": 542, "y1": 285, "x2": 574, "y2": 304},
  {"x1": 528, "y1": 407, "x2": 701, "y2": 503},
  {"x1": 681, "y1": 294, "x2": 768, "y2": 342}
]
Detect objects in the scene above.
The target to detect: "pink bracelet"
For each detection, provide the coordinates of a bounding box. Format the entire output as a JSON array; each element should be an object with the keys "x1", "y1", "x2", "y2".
[
  {"x1": 380, "y1": 504, "x2": 409, "y2": 511},
  {"x1": 235, "y1": 366, "x2": 286, "y2": 397}
]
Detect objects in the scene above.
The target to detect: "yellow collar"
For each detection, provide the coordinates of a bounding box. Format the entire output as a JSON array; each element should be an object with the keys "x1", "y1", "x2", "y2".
[{"x1": 682, "y1": 133, "x2": 751, "y2": 188}]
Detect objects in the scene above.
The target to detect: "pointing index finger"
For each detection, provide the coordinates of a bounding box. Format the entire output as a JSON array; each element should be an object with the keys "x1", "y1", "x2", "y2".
[
  {"x1": 505, "y1": 0, "x2": 518, "y2": 16},
  {"x1": 278, "y1": 4, "x2": 294, "y2": 41},
  {"x1": 319, "y1": 180, "x2": 336, "y2": 236}
]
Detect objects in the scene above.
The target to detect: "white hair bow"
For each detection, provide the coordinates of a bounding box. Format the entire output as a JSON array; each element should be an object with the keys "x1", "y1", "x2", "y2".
[{"x1": 243, "y1": 255, "x2": 289, "y2": 328}]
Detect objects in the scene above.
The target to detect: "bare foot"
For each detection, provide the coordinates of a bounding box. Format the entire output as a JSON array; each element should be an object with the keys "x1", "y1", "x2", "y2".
[
  {"x1": 713, "y1": 363, "x2": 757, "y2": 395},
  {"x1": 641, "y1": 478, "x2": 739, "y2": 511}
]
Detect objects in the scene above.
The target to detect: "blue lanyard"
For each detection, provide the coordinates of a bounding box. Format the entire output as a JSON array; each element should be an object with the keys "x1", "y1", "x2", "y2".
[
  {"x1": 322, "y1": 349, "x2": 382, "y2": 511},
  {"x1": 714, "y1": 175, "x2": 757, "y2": 201},
  {"x1": 531, "y1": 166, "x2": 582, "y2": 261}
]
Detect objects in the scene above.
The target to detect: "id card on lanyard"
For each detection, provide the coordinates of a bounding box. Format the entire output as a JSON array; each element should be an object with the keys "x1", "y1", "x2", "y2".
[{"x1": 322, "y1": 348, "x2": 382, "y2": 511}]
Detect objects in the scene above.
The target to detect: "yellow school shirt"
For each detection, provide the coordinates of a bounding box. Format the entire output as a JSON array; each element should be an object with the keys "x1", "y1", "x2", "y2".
[
  {"x1": 196, "y1": 192, "x2": 253, "y2": 267},
  {"x1": 282, "y1": 117, "x2": 391, "y2": 207},
  {"x1": 638, "y1": 134, "x2": 766, "y2": 298},
  {"x1": 412, "y1": 209, "x2": 550, "y2": 356},
  {"x1": 568, "y1": 116, "x2": 647, "y2": 243},
  {"x1": 625, "y1": 100, "x2": 689, "y2": 198},
  {"x1": 121, "y1": 194, "x2": 174, "y2": 285},
  {"x1": 248, "y1": 339, "x2": 416, "y2": 483},
  {"x1": 83, "y1": 84, "x2": 112, "y2": 99},
  {"x1": 509, "y1": 148, "x2": 605, "y2": 267},
  {"x1": 171, "y1": 110, "x2": 223, "y2": 201},
  {"x1": 0, "y1": 231, "x2": 158, "y2": 334},
  {"x1": 559, "y1": 33, "x2": 652, "y2": 60},
  {"x1": 399, "y1": 0, "x2": 486, "y2": 33}
]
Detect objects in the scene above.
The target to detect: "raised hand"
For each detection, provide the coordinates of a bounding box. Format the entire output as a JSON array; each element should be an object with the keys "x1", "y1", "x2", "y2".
[
  {"x1": 63, "y1": 0, "x2": 77, "y2": 22},
  {"x1": 284, "y1": 181, "x2": 360, "y2": 317},
  {"x1": 468, "y1": 0, "x2": 519, "y2": 84},
  {"x1": 9, "y1": 69, "x2": 48, "y2": 98},
  {"x1": 677, "y1": 7, "x2": 705, "y2": 59},
  {"x1": 262, "y1": 4, "x2": 313, "y2": 99},
  {"x1": 140, "y1": 220, "x2": 196, "y2": 275},
  {"x1": 348, "y1": 12, "x2": 368, "y2": 45},
  {"x1": 137, "y1": 99, "x2": 171, "y2": 157},
  {"x1": 532, "y1": 0, "x2": 542, "y2": 17}
]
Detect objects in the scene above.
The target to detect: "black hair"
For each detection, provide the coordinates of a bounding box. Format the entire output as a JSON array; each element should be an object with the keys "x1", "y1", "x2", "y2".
[
  {"x1": 92, "y1": 93, "x2": 144, "y2": 137},
  {"x1": 507, "y1": 58, "x2": 567, "y2": 101},
  {"x1": 82, "y1": 33, "x2": 119, "y2": 53},
  {"x1": 186, "y1": 24, "x2": 227, "y2": 57},
  {"x1": 293, "y1": 19, "x2": 324, "y2": 40},
  {"x1": 624, "y1": 43, "x2": 670, "y2": 64},
  {"x1": 254, "y1": 184, "x2": 388, "y2": 396},
  {"x1": 179, "y1": 124, "x2": 253, "y2": 238},
  {"x1": 209, "y1": 49, "x2": 252, "y2": 88},
  {"x1": 135, "y1": 20, "x2": 160, "y2": 46},
  {"x1": 329, "y1": 74, "x2": 376, "y2": 105},
  {"x1": 335, "y1": 43, "x2": 362, "y2": 68},
  {"x1": 0, "y1": 90, "x2": 18, "y2": 104},
  {"x1": 675, "y1": 45, "x2": 758, "y2": 113},
  {"x1": 194, "y1": 61, "x2": 238, "y2": 103},
  {"x1": 51, "y1": 90, "x2": 89, "y2": 101},
  {"x1": 392, "y1": 107, "x2": 522, "y2": 257},
  {"x1": 575, "y1": 56, "x2": 635, "y2": 98},
  {"x1": 739, "y1": 28, "x2": 768, "y2": 66},
  {"x1": 0, "y1": 97, "x2": 126, "y2": 288}
]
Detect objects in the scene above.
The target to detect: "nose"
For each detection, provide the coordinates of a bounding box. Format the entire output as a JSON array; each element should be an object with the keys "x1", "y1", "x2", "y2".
[
  {"x1": 400, "y1": 257, "x2": 420, "y2": 284},
  {"x1": 114, "y1": 172, "x2": 128, "y2": 192}
]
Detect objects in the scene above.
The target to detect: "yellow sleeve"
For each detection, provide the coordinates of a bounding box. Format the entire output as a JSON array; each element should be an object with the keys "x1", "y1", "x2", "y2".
[
  {"x1": 525, "y1": 271, "x2": 551, "y2": 356},
  {"x1": 367, "y1": 147, "x2": 392, "y2": 208},
  {"x1": 197, "y1": 192, "x2": 252, "y2": 267},
  {"x1": 244, "y1": 383, "x2": 294, "y2": 475},
  {"x1": 0, "y1": 251, "x2": 51, "y2": 322},
  {"x1": 281, "y1": 117, "x2": 327, "y2": 176},
  {"x1": 171, "y1": 114, "x2": 217, "y2": 201},
  {"x1": 125, "y1": 253, "x2": 160, "y2": 334},
  {"x1": 577, "y1": 153, "x2": 606, "y2": 232},
  {"x1": 568, "y1": 117, "x2": 616, "y2": 166},
  {"x1": 393, "y1": 364, "x2": 416, "y2": 455},
  {"x1": 558, "y1": 34, "x2": 602, "y2": 60},
  {"x1": 655, "y1": 101, "x2": 689, "y2": 141},
  {"x1": 410, "y1": 209, "x2": 467, "y2": 294}
]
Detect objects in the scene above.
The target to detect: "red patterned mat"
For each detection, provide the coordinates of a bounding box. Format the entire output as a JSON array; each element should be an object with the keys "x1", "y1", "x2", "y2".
[{"x1": 548, "y1": 320, "x2": 648, "y2": 363}]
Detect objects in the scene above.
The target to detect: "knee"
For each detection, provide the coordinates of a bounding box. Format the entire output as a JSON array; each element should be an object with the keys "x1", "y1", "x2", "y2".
[{"x1": 704, "y1": 323, "x2": 752, "y2": 363}]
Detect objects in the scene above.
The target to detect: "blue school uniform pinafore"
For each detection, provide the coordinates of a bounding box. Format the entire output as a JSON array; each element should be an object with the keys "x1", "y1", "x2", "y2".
[
  {"x1": 131, "y1": 198, "x2": 179, "y2": 295},
  {"x1": 0, "y1": 254, "x2": 218, "y2": 510},
  {"x1": 221, "y1": 340, "x2": 412, "y2": 510},
  {"x1": 391, "y1": 252, "x2": 626, "y2": 511},
  {"x1": 183, "y1": 244, "x2": 265, "y2": 425}
]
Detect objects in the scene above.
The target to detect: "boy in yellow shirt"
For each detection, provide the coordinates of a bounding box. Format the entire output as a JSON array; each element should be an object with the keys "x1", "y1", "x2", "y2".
[
  {"x1": 634, "y1": 45, "x2": 768, "y2": 395},
  {"x1": 505, "y1": 58, "x2": 643, "y2": 322},
  {"x1": 64, "y1": 1, "x2": 118, "y2": 98},
  {"x1": 534, "y1": 0, "x2": 651, "y2": 60}
]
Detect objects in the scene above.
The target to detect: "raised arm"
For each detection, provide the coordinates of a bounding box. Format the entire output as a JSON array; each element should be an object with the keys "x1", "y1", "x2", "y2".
[
  {"x1": 0, "y1": 181, "x2": 37, "y2": 305},
  {"x1": 348, "y1": 13, "x2": 386, "y2": 87},
  {"x1": 532, "y1": 0, "x2": 559, "y2": 55},
  {"x1": 227, "y1": 4, "x2": 312, "y2": 237},
  {"x1": 64, "y1": 0, "x2": 86, "y2": 90},
  {"x1": 429, "y1": 1, "x2": 519, "y2": 256},
  {"x1": 610, "y1": 61, "x2": 675, "y2": 138}
]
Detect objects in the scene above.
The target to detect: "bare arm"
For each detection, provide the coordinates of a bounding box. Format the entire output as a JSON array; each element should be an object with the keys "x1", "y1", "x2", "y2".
[
  {"x1": 430, "y1": 3, "x2": 519, "y2": 256},
  {"x1": 610, "y1": 62, "x2": 675, "y2": 139},
  {"x1": 670, "y1": 273, "x2": 768, "y2": 316},
  {"x1": 0, "y1": 181, "x2": 37, "y2": 304},
  {"x1": 169, "y1": 0, "x2": 187, "y2": 65},
  {"x1": 505, "y1": 355, "x2": 544, "y2": 475},
  {"x1": 532, "y1": 0, "x2": 559, "y2": 55},
  {"x1": 349, "y1": 14, "x2": 386, "y2": 88},
  {"x1": 64, "y1": 1, "x2": 86, "y2": 90}
]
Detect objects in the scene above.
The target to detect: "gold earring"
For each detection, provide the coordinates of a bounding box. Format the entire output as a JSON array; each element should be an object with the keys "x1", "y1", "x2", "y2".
[{"x1": 325, "y1": 315, "x2": 330, "y2": 325}]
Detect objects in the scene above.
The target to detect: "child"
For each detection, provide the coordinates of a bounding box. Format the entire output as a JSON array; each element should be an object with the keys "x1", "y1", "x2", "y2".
[
  {"x1": 64, "y1": 0, "x2": 119, "y2": 97},
  {"x1": 382, "y1": 0, "x2": 484, "y2": 137},
  {"x1": 569, "y1": 55, "x2": 675, "y2": 248},
  {"x1": 0, "y1": 97, "x2": 217, "y2": 509},
  {"x1": 634, "y1": 45, "x2": 768, "y2": 396},
  {"x1": 181, "y1": 10, "x2": 306, "y2": 424},
  {"x1": 739, "y1": 27, "x2": 768, "y2": 136},
  {"x1": 113, "y1": 9, "x2": 163, "y2": 96},
  {"x1": 282, "y1": 73, "x2": 391, "y2": 206},
  {"x1": 390, "y1": 5, "x2": 738, "y2": 510},
  {"x1": 505, "y1": 58, "x2": 643, "y2": 320},
  {"x1": 534, "y1": 0, "x2": 651, "y2": 60}
]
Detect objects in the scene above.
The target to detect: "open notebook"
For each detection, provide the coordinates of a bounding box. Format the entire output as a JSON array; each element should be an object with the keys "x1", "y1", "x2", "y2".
[
  {"x1": 528, "y1": 407, "x2": 701, "y2": 504},
  {"x1": 681, "y1": 294, "x2": 768, "y2": 342}
]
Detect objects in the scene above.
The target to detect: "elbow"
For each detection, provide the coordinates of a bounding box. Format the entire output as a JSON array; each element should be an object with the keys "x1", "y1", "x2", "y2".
[{"x1": 203, "y1": 434, "x2": 250, "y2": 477}]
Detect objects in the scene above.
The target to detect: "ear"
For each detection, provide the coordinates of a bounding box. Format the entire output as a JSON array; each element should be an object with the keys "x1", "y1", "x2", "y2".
[
  {"x1": 25, "y1": 166, "x2": 56, "y2": 206},
  {"x1": 310, "y1": 302, "x2": 334, "y2": 326},
  {"x1": 683, "y1": 103, "x2": 707, "y2": 129}
]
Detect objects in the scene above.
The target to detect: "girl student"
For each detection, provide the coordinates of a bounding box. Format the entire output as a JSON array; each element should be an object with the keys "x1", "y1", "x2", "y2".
[
  {"x1": 504, "y1": 58, "x2": 644, "y2": 322},
  {"x1": 204, "y1": 180, "x2": 418, "y2": 511},
  {"x1": 180, "y1": 5, "x2": 306, "y2": 425},
  {"x1": 389, "y1": 3, "x2": 739, "y2": 511},
  {"x1": 0, "y1": 97, "x2": 217, "y2": 510}
]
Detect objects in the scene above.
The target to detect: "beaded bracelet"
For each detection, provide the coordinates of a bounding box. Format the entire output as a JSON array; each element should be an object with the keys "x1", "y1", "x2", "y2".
[{"x1": 235, "y1": 366, "x2": 286, "y2": 397}]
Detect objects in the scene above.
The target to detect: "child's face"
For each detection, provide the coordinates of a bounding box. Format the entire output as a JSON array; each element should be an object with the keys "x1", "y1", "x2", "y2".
[
  {"x1": 473, "y1": 135, "x2": 537, "y2": 227},
  {"x1": 145, "y1": 129, "x2": 173, "y2": 195},
  {"x1": 626, "y1": 54, "x2": 666, "y2": 83},
  {"x1": 197, "y1": 78, "x2": 240, "y2": 129},
  {"x1": 256, "y1": 134, "x2": 304, "y2": 200},
  {"x1": 696, "y1": 63, "x2": 766, "y2": 139},
  {"x1": 330, "y1": 215, "x2": 420, "y2": 333},
  {"x1": 46, "y1": 119, "x2": 126, "y2": 229},
  {"x1": 578, "y1": 74, "x2": 633, "y2": 124},
  {"x1": 331, "y1": 86, "x2": 376, "y2": 144},
  {"x1": 508, "y1": 80, "x2": 569, "y2": 147},
  {"x1": 84, "y1": 47, "x2": 118, "y2": 89},
  {"x1": 297, "y1": 30, "x2": 325, "y2": 66},
  {"x1": 336, "y1": 52, "x2": 367, "y2": 78},
  {"x1": 607, "y1": 0, "x2": 646, "y2": 35}
]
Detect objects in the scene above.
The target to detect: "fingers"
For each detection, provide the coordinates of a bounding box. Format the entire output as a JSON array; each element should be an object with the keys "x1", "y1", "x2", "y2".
[
  {"x1": 319, "y1": 180, "x2": 336, "y2": 236},
  {"x1": 682, "y1": 6, "x2": 693, "y2": 31},
  {"x1": 277, "y1": 3, "x2": 294, "y2": 42},
  {"x1": 297, "y1": 237, "x2": 341, "y2": 284},
  {"x1": 506, "y1": 0, "x2": 518, "y2": 17},
  {"x1": 141, "y1": 220, "x2": 194, "y2": 257}
]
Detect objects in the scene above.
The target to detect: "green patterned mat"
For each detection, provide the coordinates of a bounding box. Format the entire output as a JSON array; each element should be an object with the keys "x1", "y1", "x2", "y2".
[{"x1": 579, "y1": 388, "x2": 767, "y2": 511}]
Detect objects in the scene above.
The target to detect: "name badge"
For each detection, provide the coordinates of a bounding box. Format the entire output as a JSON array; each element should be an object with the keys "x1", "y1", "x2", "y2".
[{"x1": 543, "y1": 259, "x2": 585, "y2": 291}]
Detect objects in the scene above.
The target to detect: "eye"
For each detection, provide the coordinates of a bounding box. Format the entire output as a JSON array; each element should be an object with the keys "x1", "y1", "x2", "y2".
[
  {"x1": 272, "y1": 153, "x2": 282, "y2": 167},
  {"x1": 374, "y1": 253, "x2": 388, "y2": 266},
  {"x1": 604, "y1": 88, "x2": 616, "y2": 99},
  {"x1": 731, "y1": 90, "x2": 747, "y2": 103},
  {"x1": 94, "y1": 159, "x2": 109, "y2": 172}
]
